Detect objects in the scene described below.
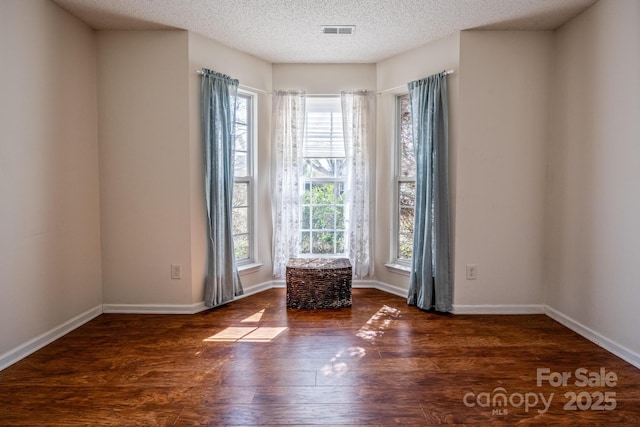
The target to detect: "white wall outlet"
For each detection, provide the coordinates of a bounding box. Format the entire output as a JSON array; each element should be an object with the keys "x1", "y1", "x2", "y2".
[
  {"x1": 171, "y1": 264, "x2": 182, "y2": 280},
  {"x1": 466, "y1": 264, "x2": 478, "y2": 280}
]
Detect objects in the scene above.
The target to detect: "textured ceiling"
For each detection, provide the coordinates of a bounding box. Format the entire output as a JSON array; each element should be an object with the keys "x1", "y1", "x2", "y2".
[{"x1": 53, "y1": 0, "x2": 597, "y2": 63}]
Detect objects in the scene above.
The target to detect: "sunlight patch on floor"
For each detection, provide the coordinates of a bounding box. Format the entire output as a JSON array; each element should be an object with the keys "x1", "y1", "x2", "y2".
[
  {"x1": 356, "y1": 305, "x2": 401, "y2": 343},
  {"x1": 238, "y1": 327, "x2": 288, "y2": 342},
  {"x1": 204, "y1": 327, "x2": 257, "y2": 342},
  {"x1": 320, "y1": 305, "x2": 401, "y2": 377},
  {"x1": 240, "y1": 309, "x2": 265, "y2": 323},
  {"x1": 204, "y1": 326, "x2": 287, "y2": 343},
  {"x1": 321, "y1": 346, "x2": 366, "y2": 377}
]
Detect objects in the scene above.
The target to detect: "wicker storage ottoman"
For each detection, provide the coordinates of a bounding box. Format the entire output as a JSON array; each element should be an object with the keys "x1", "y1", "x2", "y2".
[{"x1": 286, "y1": 258, "x2": 352, "y2": 309}]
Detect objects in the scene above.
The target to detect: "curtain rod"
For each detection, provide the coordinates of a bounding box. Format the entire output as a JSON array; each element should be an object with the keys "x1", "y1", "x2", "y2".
[
  {"x1": 196, "y1": 68, "x2": 454, "y2": 96},
  {"x1": 195, "y1": 70, "x2": 268, "y2": 94},
  {"x1": 377, "y1": 69, "x2": 455, "y2": 95}
]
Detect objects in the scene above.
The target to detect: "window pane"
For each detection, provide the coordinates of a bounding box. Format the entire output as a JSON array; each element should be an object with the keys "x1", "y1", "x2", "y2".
[
  {"x1": 335, "y1": 159, "x2": 346, "y2": 177},
  {"x1": 233, "y1": 182, "x2": 248, "y2": 207},
  {"x1": 236, "y1": 96, "x2": 247, "y2": 124},
  {"x1": 305, "y1": 159, "x2": 335, "y2": 178},
  {"x1": 301, "y1": 206, "x2": 310, "y2": 229},
  {"x1": 234, "y1": 234, "x2": 249, "y2": 260},
  {"x1": 235, "y1": 125, "x2": 247, "y2": 151},
  {"x1": 312, "y1": 206, "x2": 334, "y2": 230},
  {"x1": 399, "y1": 233, "x2": 413, "y2": 259},
  {"x1": 232, "y1": 207, "x2": 248, "y2": 235},
  {"x1": 300, "y1": 232, "x2": 311, "y2": 254},
  {"x1": 335, "y1": 181, "x2": 345, "y2": 204},
  {"x1": 312, "y1": 231, "x2": 334, "y2": 254},
  {"x1": 399, "y1": 207, "x2": 414, "y2": 235},
  {"x1": 234, "y1": 152, "x2": 247, "y2": 177},
  {"x1": 336, "y1": 206, "x2": 344, "y2": 230},
  {"x1": 336, "y1": 231, "x2": 345, "y2": 253},
  {"x1": 400, "y1": 95, "x2": 415, "y2": 177},
  {"x1": 311, "y1": 183, "x2": 335, "y2": 204},
  {"x1": 303, "y1": 182, "x2": 312, "y2": 204},
  {"x1": 303, "y1": 158, "x2": 347, "y2": 178},
  {"x1": 399, "y1": 182, "x2": 415, "y2": 207}
]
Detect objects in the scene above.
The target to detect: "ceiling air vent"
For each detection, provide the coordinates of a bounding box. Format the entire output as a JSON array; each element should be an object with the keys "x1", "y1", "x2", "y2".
[{"x1": 321, "y1": 25, "x2": 355, "y2": 35}]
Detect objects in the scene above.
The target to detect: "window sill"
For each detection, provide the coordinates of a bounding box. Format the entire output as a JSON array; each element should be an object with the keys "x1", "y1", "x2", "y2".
[
  {"x1": 238, "y1": 262, "x2": 263, "y2": 276},
  {"x1": 385, "y1": 262, "x2": 411, "y2": 276}
]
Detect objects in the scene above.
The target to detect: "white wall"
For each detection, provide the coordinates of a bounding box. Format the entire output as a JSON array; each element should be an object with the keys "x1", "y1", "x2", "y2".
[
  {"x1": 375, "y1": 33, "x2": 460, "y2": 290},
  {"x1": 273, "y1": 63, "x2": 376, "y2": 93},
  {"x1": 97, "y1": 31, "x2": 193, "y2": 305},
  {"x1": 188, "y1": 32, "x2": 273, "y2": 300},
  {"x1": 455, "y1": 31, "x2": 553, "y2": 307},
  {"x1": 0, "y1": 0, "x2": 101, "y2": 354},
  {"x1": 98, "y1": 30, "x2": 274, "y2": 307},
  {"x1": 546, "y1": 0, "x2": 640, "y2": 356}
]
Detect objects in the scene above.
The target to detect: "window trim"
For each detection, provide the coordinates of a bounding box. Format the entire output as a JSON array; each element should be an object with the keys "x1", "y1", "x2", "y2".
[
  {"x1": 299, "y1": 96, "x2": 347, "y2": 258},
  {"x1": 390, "y1": 93, "x2": 414, "y2": 269},
  {"x1": 233, "y1": 90, "x2": 258, "y2": 268}
]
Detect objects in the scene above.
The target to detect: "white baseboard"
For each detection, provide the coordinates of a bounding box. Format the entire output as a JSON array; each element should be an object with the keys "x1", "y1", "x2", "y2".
[
  {"x1": 371, "y1": 281, "x2": 408, "y2": 298},
  {"x1": 102, "y1": 302, "x2": 207, "y2": 314},
  {"x1": 271, "y1": 280, "x2": 286, "y2": 288},
  {"x1": 236, "y1": 280, "x2": 275, "y2": 299},
  {"x1": 102, "y1": 281, "x2": 278, "y2": 315},
  {"x1": 545, "y1": 305, "x2": 640, "y2": 370},
  {"x1": 453, "y1": 304, "x2": 545, "y2": 314},
  {"x1": 352, "y1": 279, "x2": 379, "y2": 289},
  {"x1": 0, "y1": 305, "x2": 102, "y2": 371}
]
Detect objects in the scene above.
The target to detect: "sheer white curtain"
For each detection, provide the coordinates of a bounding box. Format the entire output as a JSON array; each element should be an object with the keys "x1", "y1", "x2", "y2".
[
  {"x1": 271, "y1": 90, "x2": 306, "y2": 278},
  {"x1": 341, "y1": 90, "x2": 375, "y2": 278}
]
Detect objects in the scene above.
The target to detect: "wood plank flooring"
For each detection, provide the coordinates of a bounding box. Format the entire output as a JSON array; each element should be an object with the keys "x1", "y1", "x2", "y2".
[{"x1": 1, "y1": 288, "x2": 639, "y2": 426}]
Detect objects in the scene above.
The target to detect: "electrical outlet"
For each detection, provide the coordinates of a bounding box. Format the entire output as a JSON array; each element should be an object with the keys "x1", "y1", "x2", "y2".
[
  {"x1": 171, "y1": 264, "x2": 182, "y2": 280},
  {"x1": 466, "y1": 264, "x2": 477, "y2": 280}
]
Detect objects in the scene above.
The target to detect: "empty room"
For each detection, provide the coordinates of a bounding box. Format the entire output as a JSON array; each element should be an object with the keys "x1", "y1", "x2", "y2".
[{"x1": 1, "y1": 0, "x2": 639, "y2": 425}]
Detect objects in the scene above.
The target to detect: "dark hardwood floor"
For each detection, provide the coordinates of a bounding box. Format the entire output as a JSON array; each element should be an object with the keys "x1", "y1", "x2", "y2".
[{"x1": 1, "y1": 288, "x2": 639, "y2": 426}]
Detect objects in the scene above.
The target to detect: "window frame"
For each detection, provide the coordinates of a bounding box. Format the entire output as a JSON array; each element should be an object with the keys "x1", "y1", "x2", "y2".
[
  {"x1": 232, "y1": 90, "x2": 258, "y2": 268},
  {"x1": 299, "y1": 96, "x2": 347, "y2": 258},
  {"x1": 390, "y1": 93, "x2": 415, "y2": 270}
]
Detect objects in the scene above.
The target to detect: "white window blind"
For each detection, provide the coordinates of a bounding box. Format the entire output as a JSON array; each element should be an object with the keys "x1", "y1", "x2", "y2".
[{"x1": 304, "y1": 97, "x2": 345, "y2": 158}]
